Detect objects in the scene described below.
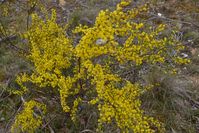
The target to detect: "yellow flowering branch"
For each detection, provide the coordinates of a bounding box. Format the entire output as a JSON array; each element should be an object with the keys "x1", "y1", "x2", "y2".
[{"x1": 12, "y1": 0, "x2": 190, "y2": 132}]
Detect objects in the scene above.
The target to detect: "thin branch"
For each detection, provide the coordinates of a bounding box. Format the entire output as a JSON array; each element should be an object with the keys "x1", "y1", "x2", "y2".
[
  {"x1": 41, "y1": 115, "x2": 56, "y2": 129},
  {"x1": 0, "y1": 35, "x2": 17, "y2": 44},
  {"x1": 26, "y1": 1, "x2": 37, "y2": 30},
  {"x1": 0, "y1": 78, "x2": 10, "y2": 97},
  {"x1": 80, "y1": 129, "x2": 95, "y2": 133},
  {"x1": 148, "y1": 13, "x2": 199, "y2": 28},
  {"x1": 0, "y1": 22, "x2": 29, "y2": 54},
  {"x1": 5, "y1": 102, "x2": 23, "y2": 132}
]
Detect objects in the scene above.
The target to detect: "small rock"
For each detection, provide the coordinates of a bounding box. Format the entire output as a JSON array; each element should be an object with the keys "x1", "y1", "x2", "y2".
[{"x1": 96, "y1": 38, "x2": 107, "y2": 45}]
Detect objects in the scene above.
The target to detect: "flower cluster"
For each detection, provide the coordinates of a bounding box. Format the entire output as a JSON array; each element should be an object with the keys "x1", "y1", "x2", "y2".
[
  {"x1": 11, "y1": 100, "x2": 46, "y2": 133},
  {"x1": 12, "y1": 0, "x2": 190, "y2": 132},
  {"x1": 16, "y1": 9, "x2": 75, "y2": 107},
  {"x1": 84, "y1": 60, "x2": 164, "y2": 132}
]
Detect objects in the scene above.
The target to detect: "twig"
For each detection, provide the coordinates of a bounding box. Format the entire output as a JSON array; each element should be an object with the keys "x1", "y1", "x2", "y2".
[
  {"x1": 26, "y1": 1, "x2": 37, "y2": 30},
  {"x1": 5, "y1": 102, "x2": 23, "y2": 132},
  {"x1": 0, "y1": 21, "x2": 29, "y2": 54},
  {"x1": 80, "y1": 129, "x2": 95, "y2": 133},
  {"x1": 148, "y1": 13, "x2": 199, "y2": 28},
  {"x1": 41, "y1": 115, "x2": 56, "y2": 129},
  {"x1": 0, "y1": 79, "x2": 10, "y2": 97},
  {"x1": 85, "y1": 112, "x2": 94, "y2": 129},
  {"x1": 0, "y1": 35, "x2": 17, "y2": 44}
]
